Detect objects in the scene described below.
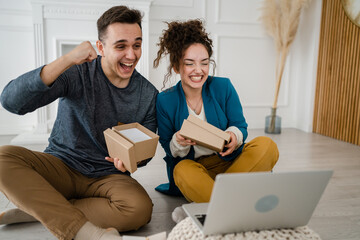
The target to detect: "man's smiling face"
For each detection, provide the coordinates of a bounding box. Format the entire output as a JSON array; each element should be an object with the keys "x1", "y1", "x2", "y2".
[{"x1": 97, "y1": 22, "x2": 142, "y2": 85}]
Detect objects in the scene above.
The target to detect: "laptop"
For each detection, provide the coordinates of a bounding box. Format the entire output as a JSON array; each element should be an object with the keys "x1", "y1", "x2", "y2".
[{"x1": 182, "y1": 170, "x2": 333, "y2": 236}]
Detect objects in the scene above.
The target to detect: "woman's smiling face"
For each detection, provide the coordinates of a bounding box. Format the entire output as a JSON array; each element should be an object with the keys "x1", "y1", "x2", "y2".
[{"x1": 176, "y1": 43, "x2": 210, "y2": 91}]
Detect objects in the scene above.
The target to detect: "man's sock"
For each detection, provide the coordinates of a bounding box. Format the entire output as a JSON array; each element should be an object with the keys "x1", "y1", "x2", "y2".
[
  {"x1": 0, "y1": 208, "x2": 38, "y2": 225},
  {"x1": 74, "y1": 221, "x2": 122, "y2": 240}
]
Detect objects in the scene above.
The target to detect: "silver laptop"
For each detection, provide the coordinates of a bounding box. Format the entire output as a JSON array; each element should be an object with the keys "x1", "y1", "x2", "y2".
[{"x1": 182, "y1": 170, "x2": 333, "y2": 236}]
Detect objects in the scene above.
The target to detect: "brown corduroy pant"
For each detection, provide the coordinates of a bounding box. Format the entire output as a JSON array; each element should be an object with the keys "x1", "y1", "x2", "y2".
[{"x1": 0, "y1": 145, "x2": 153, "y2": 240}]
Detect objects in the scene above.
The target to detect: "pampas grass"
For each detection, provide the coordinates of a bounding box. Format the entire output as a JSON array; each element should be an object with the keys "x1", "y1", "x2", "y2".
[
  {"x1": 260, "y1": 0, "x2": 311, "y2": 109},
  {"x1": 260, "y1": 0, "x2": 311, "y2": 132}
]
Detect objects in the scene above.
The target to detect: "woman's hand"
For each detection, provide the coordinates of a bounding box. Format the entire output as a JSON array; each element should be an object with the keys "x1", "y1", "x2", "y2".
[
  {"x1": 175, "y1": 131, "x2": 196, "y2": 146},
  {"x1": 219, "y1": 131, "x2": 237, "y2": 157},
  {"x1": 105, "y1": 157, "x2": 127, "y2": 172}
]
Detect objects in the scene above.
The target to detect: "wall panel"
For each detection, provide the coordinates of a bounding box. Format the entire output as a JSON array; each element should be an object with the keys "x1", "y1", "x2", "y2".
[
  {"x1": 215, "y1": 0, "x2": 262, "y2": 24},
  {"x1": 217, "y1": 35, "x2": 289, "y2": 107},
  {"x1": 313, "y1": 0, "x2": 360, "y2": 146}
]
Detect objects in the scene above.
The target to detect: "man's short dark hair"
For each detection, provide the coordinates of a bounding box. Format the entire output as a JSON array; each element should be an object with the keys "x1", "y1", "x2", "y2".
[{"x1": 97, "y1": 6, "x2": 143, "y2": 42}]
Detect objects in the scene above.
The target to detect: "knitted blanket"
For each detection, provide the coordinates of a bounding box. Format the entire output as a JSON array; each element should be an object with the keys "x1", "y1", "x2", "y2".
[{"x1": 168, "y1": 217, "x2": 322, "y2": 240}]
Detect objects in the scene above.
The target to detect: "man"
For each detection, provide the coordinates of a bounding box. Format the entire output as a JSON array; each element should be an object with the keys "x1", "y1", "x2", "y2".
[{"x1": 0, "y1": 5, "x2": 158, "y2": 240}]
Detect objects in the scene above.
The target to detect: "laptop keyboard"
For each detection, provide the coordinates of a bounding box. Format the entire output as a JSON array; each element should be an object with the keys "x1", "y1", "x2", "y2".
[{"x1": 195, "y1": 214, "x2": 207, "y2": 225}]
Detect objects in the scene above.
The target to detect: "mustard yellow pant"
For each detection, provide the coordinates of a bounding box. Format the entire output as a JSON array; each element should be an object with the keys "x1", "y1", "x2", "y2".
[
  {"x1": 0, "y1": 145, "x2": 152, "y2": 240},
  {"x1": 173, "y1": 136, "x2": 279, "y2": 203}
]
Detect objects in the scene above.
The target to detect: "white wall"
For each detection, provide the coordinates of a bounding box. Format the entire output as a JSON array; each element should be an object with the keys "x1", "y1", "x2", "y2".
[
  {"x1": 0, "y1": 0, "x2": 322, "y2": 136},
  {"x1": 291, "y1": 0, "x2": 323, "y2": 132},
  {"x1": 0, "y1": 0, "x2": 37, "y2": 134},
  {"x1": 149, "y1": 0, "x2": 322, "y2": 131}
]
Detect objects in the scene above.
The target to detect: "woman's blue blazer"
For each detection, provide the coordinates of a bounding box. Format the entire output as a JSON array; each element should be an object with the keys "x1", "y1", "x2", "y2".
[{"x1": 156, "y1": 76, "x2": 248, "y2": 195}]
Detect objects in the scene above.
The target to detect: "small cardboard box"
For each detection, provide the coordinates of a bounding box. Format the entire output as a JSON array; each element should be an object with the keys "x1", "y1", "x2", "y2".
[
  {"x1": 179, "y1": 115, "x2": 231, "y2": 152},
  {"x1": 104, "y1": 123, "x2": 159, "y2": 173}
]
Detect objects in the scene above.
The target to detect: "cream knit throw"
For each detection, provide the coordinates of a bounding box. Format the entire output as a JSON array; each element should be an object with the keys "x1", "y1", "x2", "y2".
[{"x1": 168, "y1": 217, "x2": 322, "y2": 240}]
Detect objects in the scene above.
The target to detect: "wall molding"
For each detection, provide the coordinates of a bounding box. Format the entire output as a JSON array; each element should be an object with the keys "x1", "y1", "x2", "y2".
[
  {"x1": 43, "y1": 5, "x2": 104, "y2": 20},
  {"x1": 0, "y1": 8, "x2": 32, "y2": 16},
  {"x1": 0, "y1": 8, "x2": 33, "y2": 32},
  {"x1": 0, "y1": 25, "x2": 33, "y2": 32},
  {"x1": 30, "y1": 0, "x2": 153, "y2": 20},
  {"x1": 30, "y1": 0, "x2": 152, "y2": 7},
  {"x1": 54, "y1": 37, "x2": 97, "y2": 57},
  {"x1": 42, "y1": 6, "x2": 150, "y2": 21},
  {"x1": 149, "y1": 0, "x2": 205, "y2": 21},
  {"x1": 214, "y1": 0, "x2": 260, "y2": 25},
  {"x1": 152, "y1": 0, "x2": 194, "y2": 8}
]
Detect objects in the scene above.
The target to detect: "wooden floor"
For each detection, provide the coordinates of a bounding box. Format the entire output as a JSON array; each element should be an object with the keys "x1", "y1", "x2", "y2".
[{"x1": 0, "y1": 128, "x2": 359, "y2": 239}]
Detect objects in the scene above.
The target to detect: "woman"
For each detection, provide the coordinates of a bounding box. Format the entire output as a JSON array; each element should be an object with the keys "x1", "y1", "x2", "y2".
[{"x1": 153, "y1": 20, "x2": 279, "y2": 205}]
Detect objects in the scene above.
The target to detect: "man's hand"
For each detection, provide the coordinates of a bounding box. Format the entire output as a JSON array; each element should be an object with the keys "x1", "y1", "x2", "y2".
[
  {"x1": 40, "y1": 41, "x2": 98, "y2": 86},
  {"x1": 219, "y1": 131, "x2": 237, "y2": 157},
  {"x1": 66, "y1": 41, "x2": 98, "y2": 65},
  {"x1": 105, "y1": 157, "x2": 127, "y2": 172},
  {"x1": 175, "y1": 131, "x2": 196, "y2": 146}
]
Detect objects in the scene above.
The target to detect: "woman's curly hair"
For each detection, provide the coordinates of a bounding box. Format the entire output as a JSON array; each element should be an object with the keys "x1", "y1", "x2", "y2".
[{"x1": 153, "y1": 19, "x2": 214, "y2": 90}]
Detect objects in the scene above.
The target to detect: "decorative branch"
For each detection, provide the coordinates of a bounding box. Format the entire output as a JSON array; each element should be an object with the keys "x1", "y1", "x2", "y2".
[{"x1": 260, "y1": 0, "x2": 311, "y2": 109}]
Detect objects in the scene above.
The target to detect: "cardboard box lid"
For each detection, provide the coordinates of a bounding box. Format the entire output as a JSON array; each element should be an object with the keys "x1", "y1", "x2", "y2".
[
  {"x1": 187, "y1": 115, "x2": 230, "y2": 142},
  {"x1": 179, "y1": 115, "x2": 231, "y2": 152}
]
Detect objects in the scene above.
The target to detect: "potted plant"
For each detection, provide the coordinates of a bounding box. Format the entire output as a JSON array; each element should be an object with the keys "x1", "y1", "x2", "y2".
[{"x1": 260, "y1": 0, "x2": 311, "y2": 133}]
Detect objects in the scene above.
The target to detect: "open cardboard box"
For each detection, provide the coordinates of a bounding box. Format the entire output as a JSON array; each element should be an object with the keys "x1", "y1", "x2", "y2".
[
  {"x1": 179, "y1": 115, "x2": 231, "y2": 152},
  {"x1": 104, "y1": 123, "x2": 159, "y2": 173}
]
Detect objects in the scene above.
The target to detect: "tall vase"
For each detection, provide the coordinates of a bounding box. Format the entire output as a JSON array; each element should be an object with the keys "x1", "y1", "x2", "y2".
[{"x1": 265, "y1": 108, "x2": 281, "y2": 134}]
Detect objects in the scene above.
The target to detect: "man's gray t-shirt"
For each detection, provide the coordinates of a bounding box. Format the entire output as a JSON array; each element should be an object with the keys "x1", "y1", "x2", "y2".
[{"x1": 0, "y1": 56, "x2": 158, "y2": 178}]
